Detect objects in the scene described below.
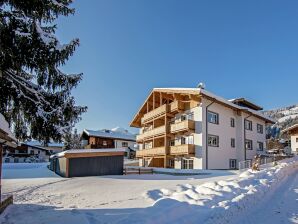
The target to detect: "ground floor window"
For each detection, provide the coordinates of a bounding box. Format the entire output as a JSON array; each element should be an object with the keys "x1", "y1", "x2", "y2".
[
  {"x1": 14, "y1": 157, "x2": 19, "y2": 163},
  {"x1": 229, "y1": 159, "x2": 237, "y2": 169},
  {"x1": 168, "y1": 159, "x2": 175, "y2": 168},
  {"x1": 182, "y1": 158, "x2": 194, "y2": 169},
  {"x1": 143, "y1": 159, "x2": 149, "y2": 167},
  {"x1": 257, "y1": 142, "x2": 264, "y2": 151}
]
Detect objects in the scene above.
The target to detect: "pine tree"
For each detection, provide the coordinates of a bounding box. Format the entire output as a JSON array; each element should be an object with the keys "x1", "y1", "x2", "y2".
[
  {"x1": 64, "y1": 128, "x2": 81, "y2": 150},
  {"x1": 0, "y1": 0, "x2": 87, "y2": 144}
]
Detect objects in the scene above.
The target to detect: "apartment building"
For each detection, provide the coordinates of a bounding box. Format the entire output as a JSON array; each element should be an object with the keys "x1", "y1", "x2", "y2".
[{"x1": 130, "y1": 87, "x2": 274, "y2": 170}]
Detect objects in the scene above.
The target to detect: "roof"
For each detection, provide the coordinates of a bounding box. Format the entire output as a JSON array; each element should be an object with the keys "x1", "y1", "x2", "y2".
[
  {"x1": 51, "y1": 148, "x2": 126, "y2": 159},
  {"x1": 130, "y1": 87, "x2": 275, "y2": 127},
  {"x1": 20, "y1": 143, "x2": 51, "y2": 151},
  {"x1": 24, "y1": 140, "x2": 64, "y2": 148},
  {"x1": 282, "y1": 124, "x2": 298, "y2": 134},
  {"x1": 83, "y1": 128, "x2": 136, "y2": 141},
  {"x1": 0, "y1": 113, "x2": 17, "y2": 145},
  {"x1": 229, "y1": 98, "x2": 263, "y2": 111}
]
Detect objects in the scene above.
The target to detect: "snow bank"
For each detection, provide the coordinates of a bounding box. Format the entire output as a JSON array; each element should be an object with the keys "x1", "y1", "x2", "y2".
[
  {"x1": 137, "y1": 157, "x2": 298, "y2": 223},
  {"x1": 3, "y1": 163, "x2": 48, "y2": 170}
]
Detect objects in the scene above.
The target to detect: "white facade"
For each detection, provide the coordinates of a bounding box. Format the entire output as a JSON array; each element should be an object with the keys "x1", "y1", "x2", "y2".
[
  {"x1": 290, "y1": 135, "x2": 298, "y2": 154},
  {"x1": 166, "y1": 99, "x2": 267, "y2": 170}
]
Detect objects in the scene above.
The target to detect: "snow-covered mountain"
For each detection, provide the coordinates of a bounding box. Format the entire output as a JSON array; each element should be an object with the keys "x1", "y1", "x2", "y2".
[
  {"x1": 263, "y1": 104, "x2": 298, "y2": 129},
  {"x1": 263, "y1": 104, "x2": 298, "y2": 138}
]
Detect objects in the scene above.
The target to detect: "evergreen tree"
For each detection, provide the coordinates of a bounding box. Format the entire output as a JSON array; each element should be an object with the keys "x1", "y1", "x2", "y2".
[
  {"x1": 0, "y1": 0, "x2": 87, "y2": 144},
  {"x1": 64, "y1": 128, "x2": 81, "y2": 150}
]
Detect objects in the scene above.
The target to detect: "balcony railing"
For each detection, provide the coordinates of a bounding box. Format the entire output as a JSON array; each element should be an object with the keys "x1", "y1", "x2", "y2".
[
  {"x1": 137, "y1": 125, "x2": 166, "y2": 141},
  {"x1": 169, "y1": 144, "x2": 195, "y2": 155},
  {"x1": 141, "y1": 104, "x2": 168, "y2": 123},
  {"x1": 170, "y1": 120, "x2": 195, "y2": 133},
  {"x1": 136, "y1": 147, "x2": 167, "y2": 157},
  {"x1": 169, "y1": 101, "x2": 184, "y2": 112}
]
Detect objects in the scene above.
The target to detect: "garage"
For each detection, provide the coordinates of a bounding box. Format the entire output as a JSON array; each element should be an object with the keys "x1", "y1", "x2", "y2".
[{"x1": 50, "y1": 149, "x2": 125, "y2": 177}]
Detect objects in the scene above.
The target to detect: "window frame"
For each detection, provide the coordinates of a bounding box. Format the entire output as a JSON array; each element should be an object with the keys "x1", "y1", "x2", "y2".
[
  {"x1": 182, "y1": 158, "x2": 194, "y2": 169},
  {"x1": 208, "y1": 111, "x2": 219, "y2": 125},
  {"x1": 257, "y1": 124, "x2": 264, "y2": 134},
  {"x1": 229, "y1": 159, "x2": 237, "y2": 169},
  {"x1": 230, "y1": 118, "x2": 235, "y2": 127},
  {"x1": 208, "y1": 135, "x2": 219, "y2": 147},
  {"x1": 231, "y1": 138, "x2": 236, "y2": 148},
  {"x1": 245, "y1": 119, "x2": 253, "y2": 131},
  {"x1": 122, "y1": 142, "x2": 128, "y2": 147},
  {"x1": 245, "y1": 139, "x2": 253, "y2": 150},
  {"x1": 257, "y1": 141, "x2": 264, "y2": 151}
]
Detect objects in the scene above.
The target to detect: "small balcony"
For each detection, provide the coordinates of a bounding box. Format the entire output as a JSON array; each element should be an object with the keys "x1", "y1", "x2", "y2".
[
  {"x1": 136, "y1": 147, "x2": 167, "y2": 157},
  {"x1": 141, "y1": 104, "x2": 168, "y2": 123},
  {"x1": 170, "y1": 120, "x2": 195, "y2": 133},
  {"x1": 137, "y1": 125, "x2": 166, "y2": 141},
  {"x1": 169, "y1": 144, "x2": 195, "y2": 155},
  {"x1": 169, "y1": 101, "x2": 184, "y2": 112}
]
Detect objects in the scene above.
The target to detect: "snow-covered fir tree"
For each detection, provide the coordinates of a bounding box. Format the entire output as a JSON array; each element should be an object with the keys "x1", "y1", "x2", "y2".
[
  {"x1": 0, "y1": 0, "x2": 87, "y2": 144},
  {"x1": 64, "y1": 128, "x2": 81, "y2": 150}
]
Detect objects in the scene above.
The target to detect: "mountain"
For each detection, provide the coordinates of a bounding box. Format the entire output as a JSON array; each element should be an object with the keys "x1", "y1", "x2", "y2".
[{"x1": 263, "y1": 104, "x2": 298, "y2": 138}]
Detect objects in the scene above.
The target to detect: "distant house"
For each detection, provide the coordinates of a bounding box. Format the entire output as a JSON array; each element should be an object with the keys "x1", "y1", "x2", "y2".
[
  {"x1": 81, "y1": 127, "x2": 137, "y2": 158},
  {"x1": 282, "y1": 124, "x2": 298, "y2": 154},
  {"x1": 4, "y1": 141, "x2": 64, "y2": 163}
]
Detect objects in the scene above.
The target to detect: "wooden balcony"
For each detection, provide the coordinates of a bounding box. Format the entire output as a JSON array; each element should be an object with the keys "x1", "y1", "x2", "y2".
[
  {"x1": 137, "y1": 125, "x2": 166, "y2": 141},
  {"x1": 169, "y1": 144, "x2": 195, "y2": 155},
  {"x1": 141, "y1": 104, "x2": 168, "y2": 123},
  {"x1": 169, "y1": 101, "x2": 184, "y2": 112},
  {"x1": 170, "y1": 120, "x2": 195, "y2": 133},
  {"x1": 136, "y1": 147, "x2": 167, "y2": 157}
]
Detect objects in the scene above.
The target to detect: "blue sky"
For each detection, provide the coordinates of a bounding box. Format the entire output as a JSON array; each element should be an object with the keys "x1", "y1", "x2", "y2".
[{"x1": 57, "y1": 0, "x2": 298, "y2": 133}]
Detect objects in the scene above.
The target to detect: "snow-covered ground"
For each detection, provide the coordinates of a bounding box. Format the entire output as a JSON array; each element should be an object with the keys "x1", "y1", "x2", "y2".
[{"x1": 1, "y1": 158, "x2": 297, "y2": 224}]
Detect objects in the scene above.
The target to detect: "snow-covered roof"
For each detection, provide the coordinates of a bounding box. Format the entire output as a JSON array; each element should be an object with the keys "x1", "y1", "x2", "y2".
[
  {"x1": 83, "y1": 127, "x2": 136, "y2": 141},
  {"x1": 0, "y1": 113, "x2": 17, "y2": 142},
  {"x1": 155, "y1": 88, "x2": 275, "y2": 123},
  {"x1": 25, "y1": 140, "x2": 64, "y2": 148},
  {"x1": 51, "y1": 148, "x2": 126, "y2": 158},
  {"x1": 282, "y1": 123, "x2": 298, "y2": 133}
]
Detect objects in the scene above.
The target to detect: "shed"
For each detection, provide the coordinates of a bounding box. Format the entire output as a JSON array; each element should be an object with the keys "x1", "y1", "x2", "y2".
[{"x1": 50, "y1": 149, "x2": 125, "y2": 177}]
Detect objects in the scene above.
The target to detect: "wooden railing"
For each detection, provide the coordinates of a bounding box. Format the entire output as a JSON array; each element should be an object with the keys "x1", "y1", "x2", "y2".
[
  {"x1": 136, "y1": 147, "x2": 167, "y2": 157},
  {"x1": 123, "y1": 167, "x2": 153, "y2": 175},
  {"x1": 141, "y1": 104, "x2": 168, "y2": 123},
  {"x1": 169, "y1": 144, "x2": 195, "y2": 155},
  {"x1": 170, "y1": 120, "x2": 195, "y2": 133},
  {"x1": 137, "y1": 125, "x2": 166, "y2": 141},
  {"x1": 169, "y1": 101, "x2": 184, "y2": 112}
]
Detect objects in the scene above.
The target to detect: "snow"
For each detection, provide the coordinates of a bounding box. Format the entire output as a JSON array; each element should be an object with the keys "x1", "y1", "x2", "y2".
[
  {"x1": 0, "y1": 113, "x2": 17, "y2": 142},
  {"x1": 1, "y1": 157, "x2": 297, "y2": 224},
  {"x1": 51, "y1": 148, "x2": 126, "y2": 158},
  {"x1": 83, "y1": 128, "x2": 136, "y2": 141},
  {"x1": 25, "y1": 140, "x2": 64, "y2": 148}
]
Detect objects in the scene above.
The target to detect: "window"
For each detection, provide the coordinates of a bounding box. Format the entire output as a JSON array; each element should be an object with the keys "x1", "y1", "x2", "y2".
[
  {"x1": 230, "y1": 118, "x2": 235, "y2": 127},
  {"x1": 14, "y1": 158, "x2": 19, "y2": 163},
  {"x1": 30, "y1": 150, "x2": 34, "y2": 155},
  {"x1": 296, "y1": 138, "x2": 298, "y2": 143},
  {"x1": 245, "y1": 139, "x2": 253, "y2": 150},
  {"x1": 168, "y1": 159, "x2": 175, "y2": 168},
  {"x1": 144, "y1": 142, "x2": 152, "y2": 149},
  {"x1": 245, "y1": 120, "x2": 252, "y2": 131},
  {"x1": 103, "y1": 141, "x2": 107, "y2": 146},
  {"x1": 38, "y1": 150, "x2": 40, "y2": 154},
  {"x1": 208, "y1": 111, "x2": 219, "y2": 124},
  {"x1": 187, "y1": 135, "x2": 194, "y2": 144},
  {"x1": 182, "y1": 159, "x2": 194, "y2": 169},
  {"x1": 257, "y1": 142, "x2": 264, "y2": 151},
  {"x1": 208, "y1": 135, "x2": 219, "y2": 147},
  {"x1": 4, "y1": 158, "x2": 10, "y2": 163},
  {"x1": 181, "y1": 137, "x2": 186, "y2": 145},
  {"x1": 231, "y1": 138, "x2": 235, "y2": 148},
  {"x1": 181, "y1": 115, "x2": 187, "y2": 121},
  {"x1": 229, "y1": 159, "x2": 237, "y2": 169},
  {"x1": 122, "y1": 142, "x2": 128, "y2": 147},
  {"x1": 169, "y1": 139, "x2": 175, "y2": 146},
  {"x1": 257, "y1": 124, "x2": 264, "y2": 134}
]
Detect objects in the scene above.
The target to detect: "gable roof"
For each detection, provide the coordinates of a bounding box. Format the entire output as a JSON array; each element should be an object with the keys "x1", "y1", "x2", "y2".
[
  {"x1": 130, "y1": 87, "x2": 275, "y2": 127},
  {"x1": 229, "y1": 98, "x2": 263, "y2": 111},
  {"x1": 83, "y1": 128, "x2": 136, "y2": 142},
  {"x1": 282, "y1": 124, "x2": 298, "y2": 134}
]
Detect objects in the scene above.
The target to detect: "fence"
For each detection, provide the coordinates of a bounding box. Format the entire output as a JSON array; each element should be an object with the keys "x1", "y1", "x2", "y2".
[
  {"x1": 123, "y1": 167, "x2": 153, "y2": 175},
  {"x1": 239, "y1": 156, "x2": 289, "y2": 171}
]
